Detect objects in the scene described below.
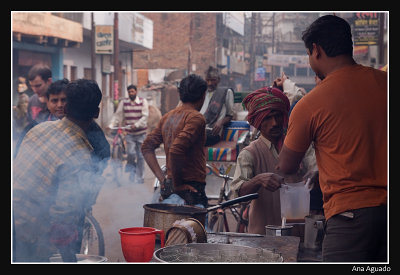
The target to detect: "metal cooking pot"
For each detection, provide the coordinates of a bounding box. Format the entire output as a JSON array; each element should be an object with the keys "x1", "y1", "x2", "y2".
[
  {"x1": 304, "y1": 214, "x2": 325, "y2": 250},
  {"x1": 153, "y1": 243, "x2": 284, "y2": 262},
  {"x1": 143, "y1": 193, "x2": 258, "y2": 234}
]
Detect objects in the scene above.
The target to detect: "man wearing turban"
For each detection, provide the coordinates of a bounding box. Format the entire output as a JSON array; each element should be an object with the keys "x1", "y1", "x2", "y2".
[
  {"x1": 229, "y1": 86, "x2": 305, "y2": 234},
  {"x1": 243, "y1": 86, "x2": 290, "y2": 151}
]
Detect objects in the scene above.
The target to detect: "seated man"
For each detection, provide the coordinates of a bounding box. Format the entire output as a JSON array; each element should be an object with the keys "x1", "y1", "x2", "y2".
[
  {"x1": 200, "y1": 66, "x2": 234, "y2": 146},
  {"x1": 229, "y1": 87, "x2": 306, "y2": 234}
]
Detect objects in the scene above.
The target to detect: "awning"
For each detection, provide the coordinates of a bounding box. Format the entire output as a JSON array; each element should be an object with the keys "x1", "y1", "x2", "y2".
[{"x1": 12, "y1": 12, "x2": 83, "y2": 47}]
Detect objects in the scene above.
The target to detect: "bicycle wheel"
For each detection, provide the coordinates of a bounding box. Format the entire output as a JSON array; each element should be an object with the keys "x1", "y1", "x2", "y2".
[
  {"x1": 80, "y1": 213, "x2": 105, "y2": 256},
  {"x1": 112, "y1": 137, "x2": 125, "y2": 160},
  {"x1": 111, "y1": 138, "x2": 125, "y2": 186}
]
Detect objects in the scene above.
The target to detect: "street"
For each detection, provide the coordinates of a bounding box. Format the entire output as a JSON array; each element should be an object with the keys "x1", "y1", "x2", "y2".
[
  {"x1": 90, "y1": 148, "x2": 238, "y2": 262},
  {"x1": 91, "y1": 151, "x2": 165, "y2": 262},
  {"x1": 11, "y1": 12, "x2": 389, "y2": 264}
]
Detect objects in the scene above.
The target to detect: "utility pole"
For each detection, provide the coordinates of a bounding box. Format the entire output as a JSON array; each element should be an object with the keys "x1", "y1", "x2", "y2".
[
  {"x1": 249, "y1": 13, "x2": 256, "y2": 90},
  {"x1": 271, "y1": 13, "x2": 276, "y2": 81},
  {"x1": 113, "y1": 12, "x2": 120, "y2": 110},
  {"x1": 91, "y1": 13, "x2": 96, "y2": 81},
  {"x1": 378, "y1": 13, "x2": 385, "y2": 65},
  {"x1": 187, "y1": 13, "x2": 193, "y2": 75}
]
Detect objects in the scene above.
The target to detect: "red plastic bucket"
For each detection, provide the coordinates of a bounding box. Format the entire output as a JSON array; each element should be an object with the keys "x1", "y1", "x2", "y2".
[{"x1": 119, "y1": 227, "x2": 165, "y2": 262}]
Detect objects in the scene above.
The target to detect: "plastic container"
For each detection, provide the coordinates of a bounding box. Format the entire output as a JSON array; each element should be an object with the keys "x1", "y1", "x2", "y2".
[
  {"x1": 119, "y1": 227, "x2": 165, "y2": 262},
  {"x1": 280, "y1": 180, "x2": 311, "y2": 220}
]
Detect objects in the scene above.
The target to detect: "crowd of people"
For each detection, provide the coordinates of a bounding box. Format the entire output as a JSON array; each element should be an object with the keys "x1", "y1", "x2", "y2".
[{"x1": 12, "y1": 15, "x2": 387, "y2": 263}]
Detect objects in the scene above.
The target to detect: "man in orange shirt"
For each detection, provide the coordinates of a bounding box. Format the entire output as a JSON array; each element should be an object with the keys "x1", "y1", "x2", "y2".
[{"x1": 277, "y1": 15, "x2": 387, "y2": 262}]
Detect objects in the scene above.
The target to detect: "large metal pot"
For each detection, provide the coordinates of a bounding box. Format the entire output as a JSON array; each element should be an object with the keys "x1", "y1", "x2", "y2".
[
  {"x1": 143, "y1": 193, "x2": 258, "y2": 234},
  {"x1": 153, "y1": 243, "x2": 283, "y2": 262}
]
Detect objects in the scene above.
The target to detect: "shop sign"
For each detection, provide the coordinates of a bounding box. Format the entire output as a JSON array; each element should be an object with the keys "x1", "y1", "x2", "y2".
[
  {"x1": 95, "y1": 25, "x2": 114, "y2": 54},
  {"x1": 351, "y1": 13, "x2": 380, "y2": 46},
  {"x1": 267, "y1": 54, "x2": 309, "y2": 68},
  {"x1": 255, "y1": 67, "x2": 266, "y2": 81}
]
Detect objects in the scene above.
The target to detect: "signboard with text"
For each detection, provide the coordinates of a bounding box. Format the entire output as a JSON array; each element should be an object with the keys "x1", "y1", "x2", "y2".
[
  {"x1": 351, "y1": 13, "x2": 380, "y2": 46},
  {"x1": 95, "y1": 25, "x2": 114, "y2": 54},
  {"x1": 255, "y1": 67, "x2": 266, "y2": 81},
  {"x1": 267, "y1": 54, "x2": 309, "y2": 68}
]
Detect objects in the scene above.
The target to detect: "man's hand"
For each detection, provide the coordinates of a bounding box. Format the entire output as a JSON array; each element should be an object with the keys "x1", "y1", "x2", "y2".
[
  {"x1": 252, "y1": 172, "x2": 284, "y2": 192},
  {"x1": 211, "y1": 120, "x2": 224, "y2": 136},
  {"x1": 273, "y1": 72, "x2": 288, "y2": 88},
  {"x1": 303, "y1": 170, "x2": 319, "y2": 190},
  {"x1": 174, "y1": 184, "x2": 198, "y2": 193},
  {"x1": 238, "y1": 172, "x2": 284, "y2": 196}
]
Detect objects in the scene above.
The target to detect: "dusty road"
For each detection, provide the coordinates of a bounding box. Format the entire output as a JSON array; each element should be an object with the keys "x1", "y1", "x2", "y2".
[
  {"x1": 90, "y1": 150, "x2": 237, "y2": 262},
  {"x1": 91, "y1": 153, "x2": 165, "y2": 262}
]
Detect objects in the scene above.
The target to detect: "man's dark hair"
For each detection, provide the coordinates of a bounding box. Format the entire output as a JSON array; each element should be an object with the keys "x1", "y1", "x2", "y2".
[
  {"x1": 27, "y1": 64, "x2": 52, "y2": 81},
  {"x1": 65, "y1": 79, "x2": 102, "y2": 121},
  {"x1": 46, "y1": 78, "x2": 69, "y2": 99},
  {"x1": 127, "y1": 84, "x2": 137, "y2": 91},
  {"x1": 302, "y1": 15, "x2": 353, "y2": 57},
  {"x1": 178, "y1": 74, "x2": 207, "y2": 103}
]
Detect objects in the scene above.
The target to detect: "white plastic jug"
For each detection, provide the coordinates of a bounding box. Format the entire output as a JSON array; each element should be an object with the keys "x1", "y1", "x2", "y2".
[{"x1": 280, "y1": 179, "x2": 312, "y2": 220}]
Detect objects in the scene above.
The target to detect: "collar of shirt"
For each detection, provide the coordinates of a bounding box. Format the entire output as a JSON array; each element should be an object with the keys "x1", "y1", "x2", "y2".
[
  {"x1": 62, "y1": 117, "x2": 93, "y2": 152},
  {"x1": 259, "y1": 134, "x2": 279, "y2": 159},
  {"x1": 206, "y1": 90, "x2": 214, "y2": 98},
  {"x1": 132, "y1": 96, "x2": 141, "y2": 104}
]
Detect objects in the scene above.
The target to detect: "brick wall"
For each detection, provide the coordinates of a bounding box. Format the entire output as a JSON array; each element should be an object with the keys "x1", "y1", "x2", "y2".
[{"x1": 133, "y1": 12, "x2": 217, "y2": 78}]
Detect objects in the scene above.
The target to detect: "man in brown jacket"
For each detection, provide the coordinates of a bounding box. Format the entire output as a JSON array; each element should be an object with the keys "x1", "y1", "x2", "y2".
[{"x1": 141, "y1": 74, "x2": 208, "y2": 207}]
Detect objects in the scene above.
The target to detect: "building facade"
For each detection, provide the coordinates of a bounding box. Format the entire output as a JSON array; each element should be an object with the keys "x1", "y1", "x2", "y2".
[
  {"x1": 12, "y1": 12, "x2": 153, "y2": 127},
  {"x1": 132, "y1": 12, "x2": 247, "y2": 91}
]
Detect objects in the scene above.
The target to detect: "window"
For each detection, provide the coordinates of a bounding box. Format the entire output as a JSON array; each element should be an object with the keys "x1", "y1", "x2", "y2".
[
  {"x1": 283, "y1": 64, "x2": 295, "y2": 76},
  {"x1": 70, "y1": 66, "x2": 77, "y2": 81},
  {"x1": 296, "y1": 67, "x2": 308, "y2": 76},
  {"x1": 84, "y1": 68, "x2": 92, "y2": 80}
]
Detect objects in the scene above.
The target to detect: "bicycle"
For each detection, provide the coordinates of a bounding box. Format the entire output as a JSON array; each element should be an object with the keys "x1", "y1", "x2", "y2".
[
  {"x1": 206, "y1": 164, "x2": 251, "y2": 233},
  {"x1": 80, "y1": 208, "x2": 105, "y2": 256},
  {"x1": 109, "y1": 125, "x2": 130, "y2": 186}
]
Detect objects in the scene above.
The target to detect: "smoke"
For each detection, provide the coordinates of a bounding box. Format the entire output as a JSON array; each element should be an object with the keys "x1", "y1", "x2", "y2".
[
  {"x1": 12, "y1": 122, "x2": 156, "y2": 262},
  {"x1": 91, "y1": 158, "x2": 155, "y2": 262}
]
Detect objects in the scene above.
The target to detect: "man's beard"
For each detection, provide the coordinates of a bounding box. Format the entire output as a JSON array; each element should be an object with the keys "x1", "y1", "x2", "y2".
[
  {"x1": 268, "y1": 126, "x2": 284, "y2": 138},
  {"x1": 129, "y1": 95, "x2": 136, "y2": 101}
]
